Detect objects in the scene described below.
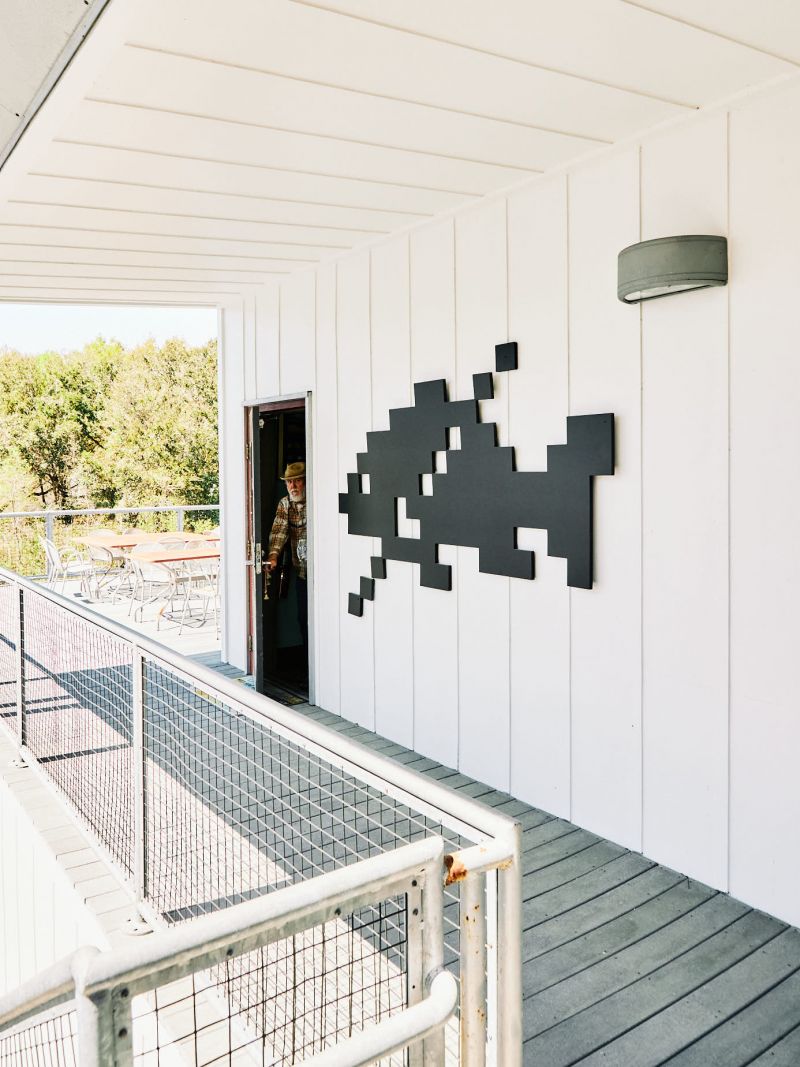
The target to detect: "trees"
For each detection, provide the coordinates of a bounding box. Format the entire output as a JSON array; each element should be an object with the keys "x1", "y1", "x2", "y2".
[
  {"x1": 86, "y1": 337, "x2": 219, "y2": 507},
  {"x1": 0, "y1": 337, "x2": 217, "y2": 512}
]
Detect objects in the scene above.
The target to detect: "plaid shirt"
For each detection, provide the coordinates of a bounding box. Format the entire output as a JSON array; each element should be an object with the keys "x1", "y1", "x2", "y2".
[{"x1": 268, "y1": 496, "x2": 307, "y2": 579}]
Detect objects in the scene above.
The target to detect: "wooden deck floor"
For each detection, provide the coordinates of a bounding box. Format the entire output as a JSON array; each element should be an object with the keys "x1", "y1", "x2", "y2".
[{"x1": 196, "y1": 654, "x2": 800, "y2": 1067}]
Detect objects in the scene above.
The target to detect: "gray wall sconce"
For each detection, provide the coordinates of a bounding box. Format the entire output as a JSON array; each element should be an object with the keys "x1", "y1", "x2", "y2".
[{"x1": 618, "y1": 235, "x2": 728, "y2": 303}]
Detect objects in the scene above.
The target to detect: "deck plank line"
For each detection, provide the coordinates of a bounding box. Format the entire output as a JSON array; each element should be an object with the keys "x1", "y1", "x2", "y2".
[
  {"x1": 575, "y1": 929, "x2": 800, "y2": 1066},
  {"x1": 523, "y1": 881, "x2": 717, "y2": 999},
  {"x1": 746, "y1": 1021, "x2": 800, "y2": 1065},
  {"x1": 209, "y1": 670, "x2": 800, "y2": 1066},
  {"x1": 523, "y1": 915, "x2": 785, "y2": 1067},
  {"x1": 523, "y1": 893, "x2": 751, "y2": 1040},
  {"x1": 662, "y1": 968, "x2": 800, "y2": 1066}
]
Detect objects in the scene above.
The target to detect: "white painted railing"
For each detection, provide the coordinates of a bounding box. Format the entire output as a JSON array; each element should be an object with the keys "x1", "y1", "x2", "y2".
[
  {"x1": 0, "y1": 565, "x2": 522, "y2": 1065},
  {"x1": 0, "y1": 840, "x2": 457, "y2": 1065},
  {"x1": 0, "y1": 504, "x2": 219, "y2": 543}
]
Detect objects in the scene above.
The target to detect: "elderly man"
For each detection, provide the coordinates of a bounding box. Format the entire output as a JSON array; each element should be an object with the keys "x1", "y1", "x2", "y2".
[{"x1": 267, "y1": 461, "x2": 307, "y2": 648}]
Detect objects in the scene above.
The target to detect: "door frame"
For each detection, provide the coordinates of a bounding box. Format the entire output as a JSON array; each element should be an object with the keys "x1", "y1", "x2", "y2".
[{"x1": 244, "y1": 391, "x2": 314, "y2": 702}]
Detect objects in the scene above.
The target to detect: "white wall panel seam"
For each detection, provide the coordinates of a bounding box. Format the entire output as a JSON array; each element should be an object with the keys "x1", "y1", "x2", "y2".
[
  {"x1": 452, "y1": 216, "x2": 460, "y2": 769},
  {"x1": 566, "y1": 173, "x2": 573, "y2": 823},
  {"x1": 311, "y1": 269, "x2": 319, "y2": 702},
  {"x1": 505, "y1": 194, "x2": 512, "y2": 791},
  {"x1": 407, "y1": 232, "x2": 416, "y2": 751},
  {"x1": 725, "y1": 107, "x2": 732, "y2": 893},
  {"x1": 637, "y1": 142, "x2": 644, "y2": 856},
  {"x1": 278, "y1": 282, "x2": 284, "y2": 392},
  {"x1": 335, "y1": 263, "x2": 343, "y2": 719},
  {"x1": 369, "y1": 247, "x2": 376, "y2": 732}
]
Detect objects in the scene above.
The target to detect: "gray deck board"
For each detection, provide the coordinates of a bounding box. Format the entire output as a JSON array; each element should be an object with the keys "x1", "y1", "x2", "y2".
[
  {"x1": 627, "y1": 959, "x2": 800, "y2": 1066},
  {"x1": 211, "y1": 665, "x2": 800, "y2": 1066},
  {"x1": 523, "y1": 879, "x2": 715, "y2": 999},
  {"x1": 576, "y1": 928, "x2": 800, "y2": 1067},
  {"x1": 524, "y1": 913, "x2": 784, "y2": 1065},
  {"x1": 523, "y1": 893, "x2": 750, "y2": 1040},
  {"x1": 748, "y1": 1021, "x2": 800, "y2": 1065}
]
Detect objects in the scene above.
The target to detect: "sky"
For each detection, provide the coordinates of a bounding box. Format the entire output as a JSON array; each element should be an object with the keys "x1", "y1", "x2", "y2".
[{"x1": 0, "y1": 303, "x2": 218, "y2": 355}]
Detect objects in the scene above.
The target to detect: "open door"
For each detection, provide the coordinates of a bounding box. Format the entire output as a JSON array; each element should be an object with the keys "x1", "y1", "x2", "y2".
[{"x1": 246, "y1": 398, "x2": 308, "y2": 703}]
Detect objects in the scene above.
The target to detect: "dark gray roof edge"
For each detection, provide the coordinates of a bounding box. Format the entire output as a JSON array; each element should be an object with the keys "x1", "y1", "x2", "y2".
[{"x1": 0, "y1": 0, "x2": 115, "y2": 175}]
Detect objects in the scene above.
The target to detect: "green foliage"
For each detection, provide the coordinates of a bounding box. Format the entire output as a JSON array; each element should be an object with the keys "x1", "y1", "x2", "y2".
[{"x1": 0, "y1": 336, "x2": 218, "y2": 573}]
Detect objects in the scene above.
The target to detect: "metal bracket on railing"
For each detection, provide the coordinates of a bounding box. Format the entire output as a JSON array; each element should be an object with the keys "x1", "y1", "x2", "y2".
[{"x1": 123, "y1": 913, "x2": 153, "y2": 938}]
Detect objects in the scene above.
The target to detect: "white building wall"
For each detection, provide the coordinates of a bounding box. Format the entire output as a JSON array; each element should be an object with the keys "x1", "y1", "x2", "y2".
[
  {"x1": 223, "y1": 80, "x2": 800, "y2": 927},
  {"x1": 0, "y1": 780, "x2": 104, "y2": 996}
]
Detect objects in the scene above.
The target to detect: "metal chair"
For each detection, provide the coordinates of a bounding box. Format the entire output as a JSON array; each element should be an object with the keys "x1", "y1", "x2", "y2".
[
  {"x1": 40, "y1": 537, "x2": 95, "y2": 596},
  {"x1": 176, "y1": 542, "x2": 220, "y2": 635},
  {"x1": 129, "y1": 556, "x2": 178, "y2": 628}
]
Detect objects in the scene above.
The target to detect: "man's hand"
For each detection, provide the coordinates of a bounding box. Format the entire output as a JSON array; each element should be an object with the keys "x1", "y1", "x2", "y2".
[{"x1": 267, "y1": 556, "x2": 278, "y2": 572}]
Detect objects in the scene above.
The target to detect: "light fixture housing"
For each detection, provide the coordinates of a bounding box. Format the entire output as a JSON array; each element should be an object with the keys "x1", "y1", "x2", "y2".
[{"x1": 617, "y1": 234, "x2": 728, "y2": 303}]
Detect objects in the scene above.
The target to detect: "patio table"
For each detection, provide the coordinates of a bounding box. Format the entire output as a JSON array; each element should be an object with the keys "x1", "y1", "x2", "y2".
[
  {"x1": 133, "y1": 547, "x2": 220, "y2": 565},
  {"x1": 74, "y1": 531, "x2": 220, "y2": 550}
]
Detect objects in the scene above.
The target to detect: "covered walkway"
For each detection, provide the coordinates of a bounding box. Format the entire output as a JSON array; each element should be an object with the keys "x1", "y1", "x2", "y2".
[{"x1": 203, "y1": 652, "x2": 800, "y2": 1067}]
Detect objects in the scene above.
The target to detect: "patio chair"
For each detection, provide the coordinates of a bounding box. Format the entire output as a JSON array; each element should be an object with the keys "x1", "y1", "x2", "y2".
[
  {"x1": 128, "y1": 556, "x2": 178, "y2": 628},
  {"x1": 176, "y1": 546, "x2": 220, "y2": 636},
  {"x1": 84, "y1": 542, "x2": 124, "y2": 601},
  {"x1": 40, "y1": 537, "x2": 95, "y2": 596}
]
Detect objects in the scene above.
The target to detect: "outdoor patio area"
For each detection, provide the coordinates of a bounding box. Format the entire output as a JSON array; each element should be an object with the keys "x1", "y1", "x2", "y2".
[{"x1": 49, "y1": 574, "x2": 221, "y2": 659}]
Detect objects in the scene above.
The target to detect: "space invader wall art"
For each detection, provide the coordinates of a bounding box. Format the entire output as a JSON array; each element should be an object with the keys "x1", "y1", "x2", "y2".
[{"x1": 339, "y1": 342, "x2": 615, "y2": 616}]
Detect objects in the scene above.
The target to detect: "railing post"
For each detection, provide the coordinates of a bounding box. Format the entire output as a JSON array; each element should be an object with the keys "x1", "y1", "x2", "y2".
[
  {"x1": 421, "y1": 848, "x2": 446, "y2": 1066},
  {"x1": 496, "y1": 825, "x2": 522, "y2": 1067},
  {"x1": 406, "y1": 878, "x2": 424, "y2": 1067},
  {"x1": 45, "y1": 512, "x2": 54, "y2": 544},
  {"x1": 15, "y1": 584, "x2": 25, "y2": 746},
  {"x1": 132, "y1": 646, "x2": 146, "y2": 904},
  {"x1": 461, "y1": 872, "x2": 487, "y2": 1067},
  {"x1": 176, "y1": 508, "x2": 184, "y2": 532},
  {"x1": 75, "y1": 988, "x2": 133, "y2": 1067}
]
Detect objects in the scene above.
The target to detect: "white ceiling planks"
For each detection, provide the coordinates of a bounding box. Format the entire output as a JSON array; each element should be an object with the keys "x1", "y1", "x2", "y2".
[
  {"x1": 120, "y1": 0, "x2": 683, "y2": 141},
  {"x1": 34, "y1": 141, "x2": 475, "y2": 217},
  {"x1": 295, "y1": 0, "x2": 796, "y2": 104},
  {"x1": 617, "y1": 0, "x2": 800, "y2": 66},
  {"x1": 59, "y1": 99, "x2": 538, "y2": 191},
  {"x1": 0, "y1": 202, "x2": 375, "y2": 247},
  {"x1": 1, "y1": 0, "x2": 800, "y2": 302}
]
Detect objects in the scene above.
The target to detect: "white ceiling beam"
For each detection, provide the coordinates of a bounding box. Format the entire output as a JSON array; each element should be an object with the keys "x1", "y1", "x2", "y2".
[
  {"x1": 35, "y1": 141, "x2": 476, "y2": 215},
  {"x1": 291, "y1": 0, "x2": 797, "y2": 104}
]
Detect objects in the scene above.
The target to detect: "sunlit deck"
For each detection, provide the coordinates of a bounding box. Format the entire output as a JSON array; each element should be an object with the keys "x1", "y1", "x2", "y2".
[{"x1": 48, "y1": 576, "x2": 221, "y2": 659}]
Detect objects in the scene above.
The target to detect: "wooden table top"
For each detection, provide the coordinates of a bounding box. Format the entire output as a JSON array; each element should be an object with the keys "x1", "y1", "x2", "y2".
[
  {"x1": 75, "y1": 531, "x2": 220, "y2": 550},
  {"x1": 132, "y1": 547, "x2": 220, "y2": 565}
]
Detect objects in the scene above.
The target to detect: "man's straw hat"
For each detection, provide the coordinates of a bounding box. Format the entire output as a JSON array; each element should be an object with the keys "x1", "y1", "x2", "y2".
[{"x1": 281, "y1": 461, "x2": 305, "y2": 480}]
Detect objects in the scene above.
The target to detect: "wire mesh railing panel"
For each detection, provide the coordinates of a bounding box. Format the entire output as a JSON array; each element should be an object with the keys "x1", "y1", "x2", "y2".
[
  {"x1": 131, "y1": 899, "x2": 411, "y2": 1066},
  {"x1": 142, "y1": 660, "x2": 465, "y2": 965},
  {"x1": 22, "y1": 592, "x2": 135, "y2": 877},
  {"x1": 0, "y1": 1006, "x2": 78, "y2": 1067},
  {"x1": 0, "y1": 577, "x2": 18, "y2": 737}
]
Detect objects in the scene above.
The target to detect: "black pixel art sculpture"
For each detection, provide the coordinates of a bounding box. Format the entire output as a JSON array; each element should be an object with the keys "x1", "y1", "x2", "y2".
[{"x1": 339, "y1": 342, "x2": 615, "y2": 616}]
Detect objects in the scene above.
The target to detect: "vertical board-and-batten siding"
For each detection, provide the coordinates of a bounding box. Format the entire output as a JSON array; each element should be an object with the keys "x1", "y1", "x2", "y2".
[
  {"x1": 230, "y1": 80, "x2": 800, "y2": 927},
  {"x1": 641, "y1": 115, "x2": 730, "y2": 892},
  {"x1": 336, "y1": 253, "x2": 375, "y2": 729},
  {"x1": 370, "y1": 238, "x2": 414, "y2": 748},
  {"x1": 728, "y1": 84, "x2": 800, "y2": 926}
]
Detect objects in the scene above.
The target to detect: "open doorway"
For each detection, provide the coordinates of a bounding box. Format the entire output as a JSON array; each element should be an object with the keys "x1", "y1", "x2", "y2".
[{"x1": 247, "y1": 399, "x2": 309, "y2": 704}]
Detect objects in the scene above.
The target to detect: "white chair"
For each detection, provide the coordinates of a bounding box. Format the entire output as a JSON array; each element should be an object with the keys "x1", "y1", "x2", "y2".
[
  {"x1": 84, "y1": 542, "x2": 120, "y2": 600},
  {"x1": 129, "y1": 555, "x2": 178, "y2": 628},
  {"x1": 40, "y1": 538, "x2": 95, "y2": 596},
  {"x1": 176, "y1": 542, "x2": 220, "y2": 635}
]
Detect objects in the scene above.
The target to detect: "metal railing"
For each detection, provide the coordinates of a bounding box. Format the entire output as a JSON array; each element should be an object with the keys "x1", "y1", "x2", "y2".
[
  {"x1": 0, "y1": 565, "x2": 522, "y2": 1065},
  {"x1": 0, "y1": 505, "x2": 220, "y2": 577},
  {"x1": 0, "y1": 505, "x2": 220, "y2": 543},
  {"x1": 0, "y1": 839, "x2": 457, "y2": 1065}
]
